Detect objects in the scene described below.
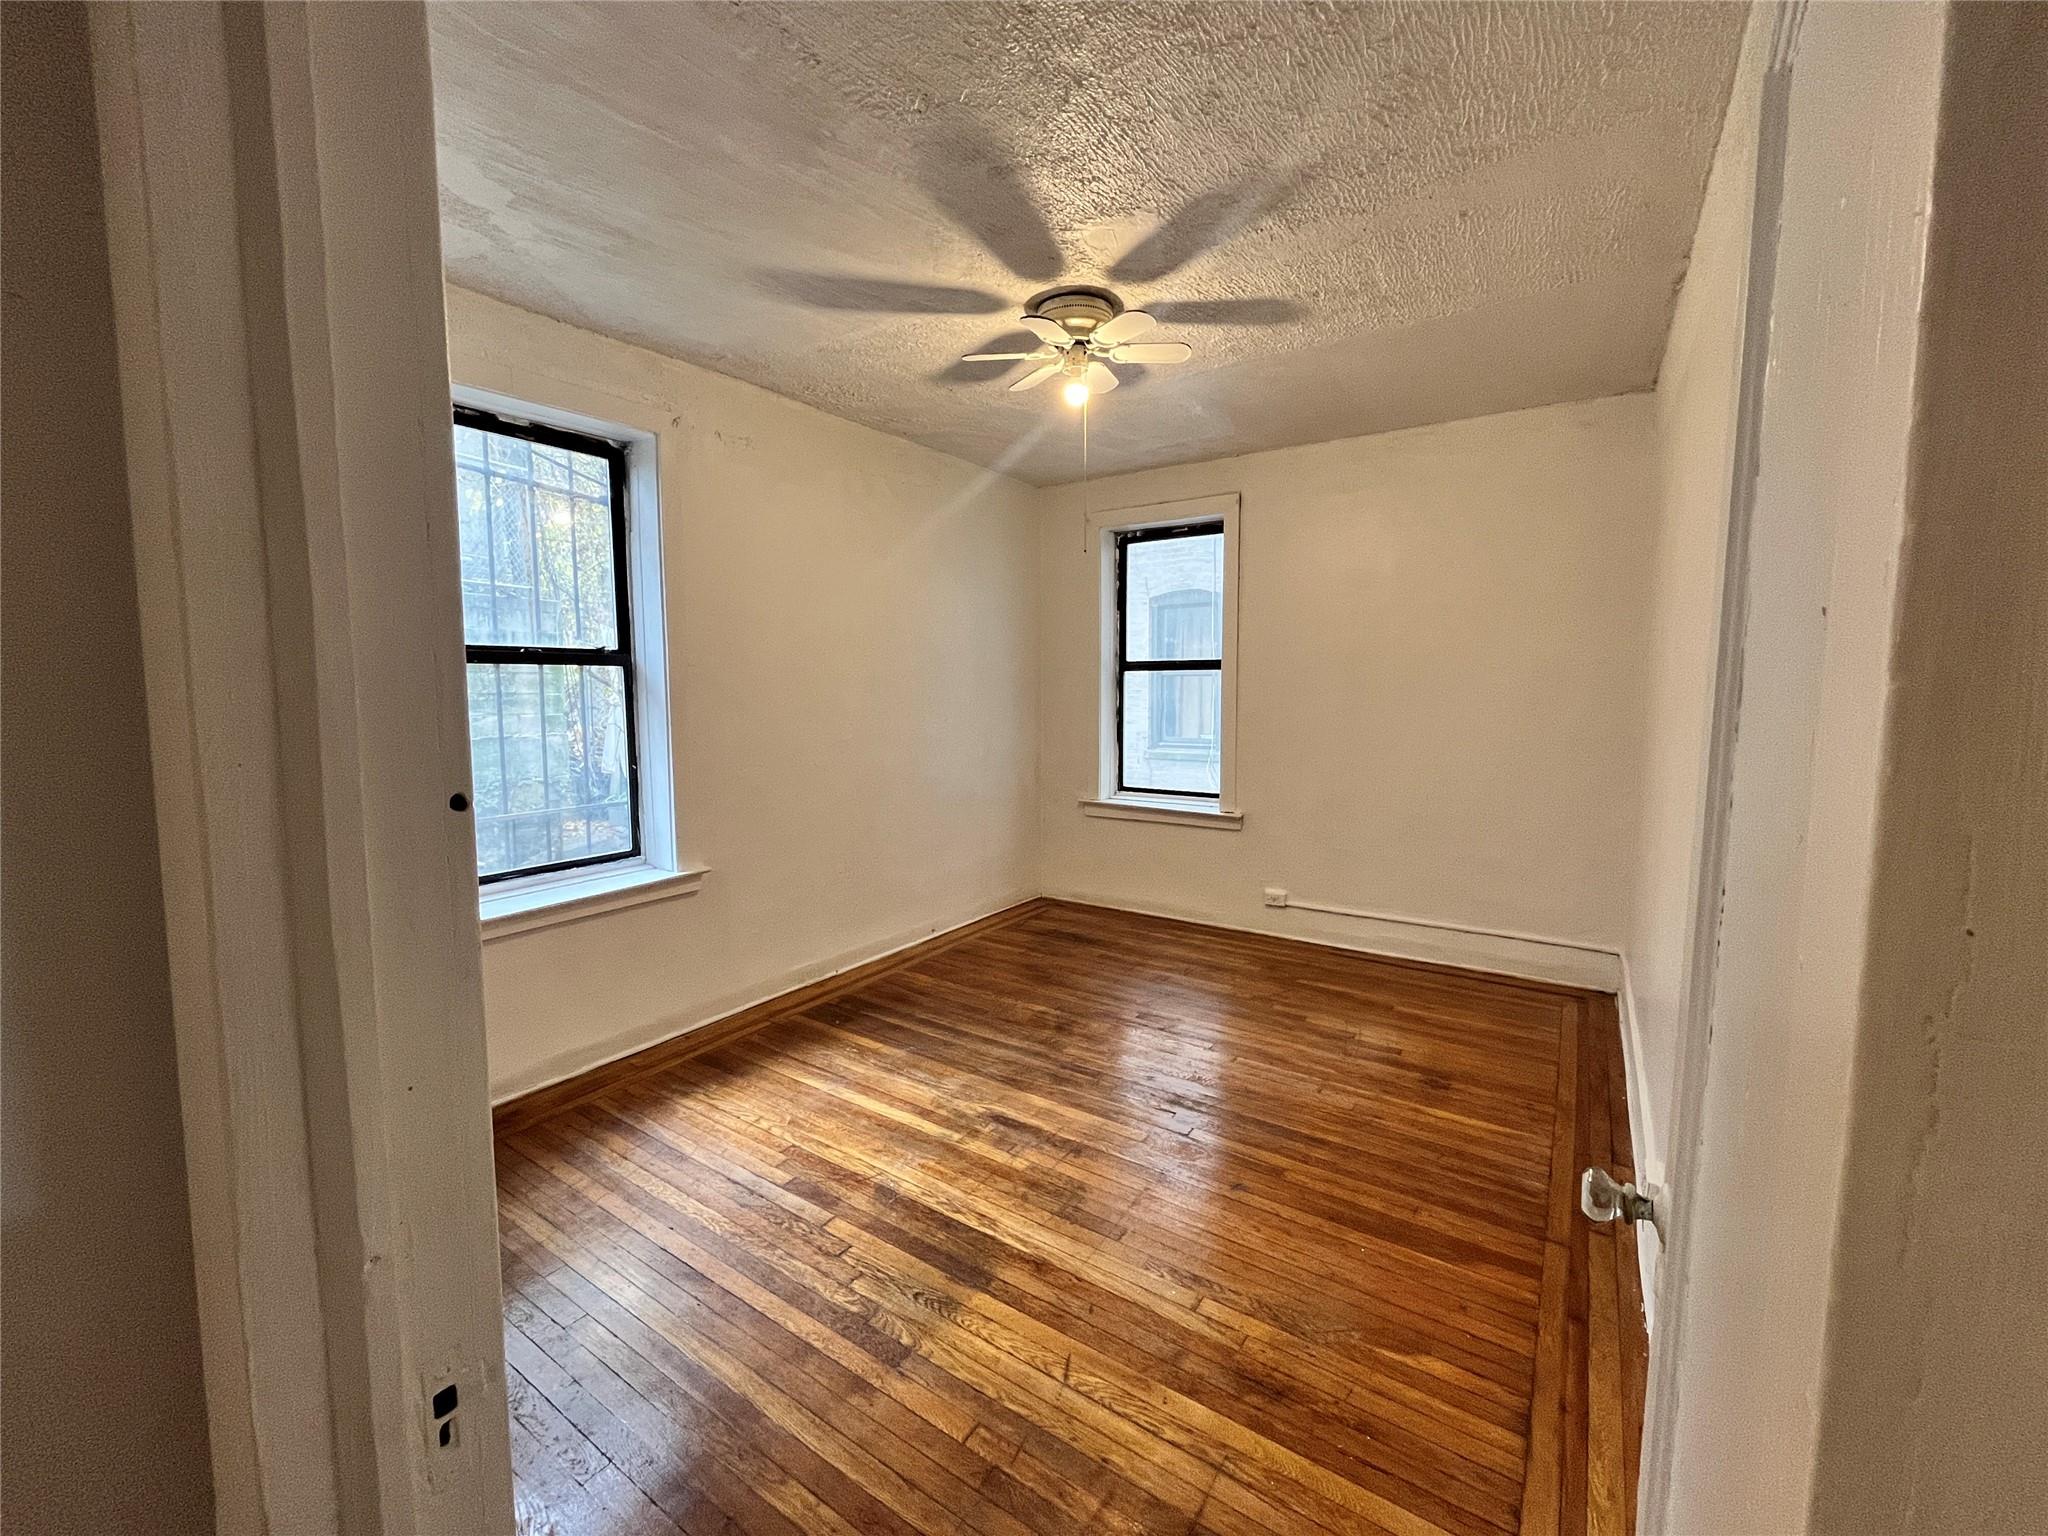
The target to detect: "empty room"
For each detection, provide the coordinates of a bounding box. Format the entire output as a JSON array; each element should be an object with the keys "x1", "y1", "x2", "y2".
[{"x1": 4, "y1": 3, "x2": 2043, "y2": 1535}]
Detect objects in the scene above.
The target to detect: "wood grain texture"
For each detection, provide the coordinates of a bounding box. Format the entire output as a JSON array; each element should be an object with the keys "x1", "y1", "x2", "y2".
[
  {"x1": 494, "y1": 901, "x2": 1051, "y2": 1136},
  {"x1": 496, "y1": 900, "x2": 1646, "y2": 1535}
]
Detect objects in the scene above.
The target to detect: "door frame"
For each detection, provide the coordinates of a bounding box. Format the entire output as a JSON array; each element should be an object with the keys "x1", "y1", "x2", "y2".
[
  {"x1": 88, "y1": 4, "x2": 514, "y2": 1529},
  {"x1": 1637, "y1": 1, "x2": 1801, "y2": 1524}
]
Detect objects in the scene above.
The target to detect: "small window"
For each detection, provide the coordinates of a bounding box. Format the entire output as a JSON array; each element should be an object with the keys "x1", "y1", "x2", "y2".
[
  {"x1": 453, "y1": 407, "x2": 639, "y2": 883},
  {"x1": 1116, "y1": 522, "x2": 1224, "y2": 797}
]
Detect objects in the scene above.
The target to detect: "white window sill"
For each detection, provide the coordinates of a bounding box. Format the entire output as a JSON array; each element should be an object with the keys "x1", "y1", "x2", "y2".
[
  {"x1": 479, "y1": 862, "x2": 707, "y2": 941},
  {"x1": 1079, "y1": 795, "x2": 1243, "y2": 829}
]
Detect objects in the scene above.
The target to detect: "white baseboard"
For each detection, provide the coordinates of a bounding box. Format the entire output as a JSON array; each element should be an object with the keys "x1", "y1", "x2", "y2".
[
  {"x1": 488, "y1": 889, "x2": 1036, "y2": 1103},
  {"x1": 1615, "y1": 953, "x2": 1662, "y2": 1333},
  {"x1": 1044, "y1": 888, "x2": 1623, "y2": 992}
]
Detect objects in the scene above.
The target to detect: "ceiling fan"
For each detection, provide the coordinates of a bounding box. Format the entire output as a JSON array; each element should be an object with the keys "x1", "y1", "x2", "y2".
[{"x1": 960, "y1": 288, "x2": 1192, "y2": 405}]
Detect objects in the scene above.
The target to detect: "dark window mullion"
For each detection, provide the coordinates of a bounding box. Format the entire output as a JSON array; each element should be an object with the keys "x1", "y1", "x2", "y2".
[
  {"x1": 1115, "y1": 529, "x2": 1129, "y2": 794},
  {"x1": 464, "y1": 645, "x2": 626, "y2": 666},
  {"x1": 1116, "y1": 519, "x2": 1219, "y2": 547}
]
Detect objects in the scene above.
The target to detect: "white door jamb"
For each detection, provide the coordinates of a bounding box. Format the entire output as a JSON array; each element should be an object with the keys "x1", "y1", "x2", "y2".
[
  {"x1": 88, "y1": 5, "x2": 514, "y2": 1530},
  {"x1": 1635, "y1": 4, "x2": 1803, "y2": 1528}
]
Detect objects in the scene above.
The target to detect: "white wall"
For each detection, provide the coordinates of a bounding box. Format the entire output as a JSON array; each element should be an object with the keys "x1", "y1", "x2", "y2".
[
  {"x1": 1036, "y1": 395, "x2": 1656, "y2": 985},
  {"x1": 1, "y1": 5, "x2": 214, "y2": 1526},
  {"x1": 1808, "y1": 4, "x2": 2048, "y2": 1526},
  {"x1": 1625, "y1": 8, "x2": 1771, "y2": 1192},
  {"x1": 447, "y1": 290, "x2": 1040, "y2": 1098}
]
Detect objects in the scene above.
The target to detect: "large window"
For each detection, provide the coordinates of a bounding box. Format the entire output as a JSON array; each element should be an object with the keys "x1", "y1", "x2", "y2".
[
  {"x1": 1115, "y1": 522, "x2": 1224, "y2": 797},
  {"x1": 454, "y1": 407, "x2": 639, "y2": 883}
]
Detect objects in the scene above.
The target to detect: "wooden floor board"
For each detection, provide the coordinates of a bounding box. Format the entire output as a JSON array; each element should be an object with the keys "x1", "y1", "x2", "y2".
[{"x1": 500, "y1": 900, "x2": 1647, "y2": 1535}]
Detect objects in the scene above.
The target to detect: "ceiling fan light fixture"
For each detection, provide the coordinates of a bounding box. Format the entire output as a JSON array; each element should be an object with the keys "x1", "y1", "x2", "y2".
[{"x1": 966, "y1": 287, "x2": 1193, "y2": 403}]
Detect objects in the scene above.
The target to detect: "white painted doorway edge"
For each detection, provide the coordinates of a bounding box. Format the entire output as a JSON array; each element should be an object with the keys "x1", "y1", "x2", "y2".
[
  {"x1": 88, "y1": 5, "x2": 514, "y2": 1531},
  {"x1": 1637, "y1": 0, "x2": 1800, "y2": 1526}
]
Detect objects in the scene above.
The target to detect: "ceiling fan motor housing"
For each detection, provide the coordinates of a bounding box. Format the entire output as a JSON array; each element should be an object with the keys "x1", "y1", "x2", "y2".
[
  {"x1": 980, "y1": 287, "x2": 1184, "y2": 397},
  {"x1": 1030, "y1": 287, "x2": 1122, "y2": 338}
]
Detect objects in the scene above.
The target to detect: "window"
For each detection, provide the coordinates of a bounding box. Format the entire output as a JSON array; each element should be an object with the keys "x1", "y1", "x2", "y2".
[
  {"x1": 454, "y1": 406, "x2": 639, "y2": 883},
  {"x1": 1116, "y1": 522, "x2": 1225, "y2": 797},
  {"x1": 1147, "y1": 589, "x2": 1221, "y2": 751},
  {"x1": 1085, "y1": 494, "x2": 1239, "y2": 827}
]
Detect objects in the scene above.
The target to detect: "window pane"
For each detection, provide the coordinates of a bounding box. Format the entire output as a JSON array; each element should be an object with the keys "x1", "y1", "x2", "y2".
[
  {"x1": 465, "y1": 662, "x2": 634, "y2": 879},
  {"x1": 1122, "y1": 670, "x2": 1221, "y2": 795},
  {"x1": 1124, "y1": 531, "x2": 1222, "y2": 662},
  {"x1": 453, "y1": 422, "x2": 619, "y2": 649}
]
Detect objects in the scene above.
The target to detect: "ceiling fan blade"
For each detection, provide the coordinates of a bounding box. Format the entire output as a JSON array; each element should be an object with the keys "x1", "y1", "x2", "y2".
[
  {"x1": 1107, "y1": 341, "x2": 1192, "y2": 364},
  {"x1": 1093, "y1": 310, "x2": 1157, "y2": 347},
  {"x1": 960, "y1": 351, "x2": 1044, "y2": 361},
  {"x1": 1084, "y1": 361, "x2": 1121, "y2": 394},
  {"x1": 1019, "y1": 315, "x2": 1069, "y2": 346},
  {"x1": 1009, "y1": 361, "x2": 1061, "y2": 392}
]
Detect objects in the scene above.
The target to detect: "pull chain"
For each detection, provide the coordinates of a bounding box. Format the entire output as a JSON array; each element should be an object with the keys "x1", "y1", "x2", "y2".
[{"x1": 1079, "y1": 390, "x2": 1091, "y2": 552}]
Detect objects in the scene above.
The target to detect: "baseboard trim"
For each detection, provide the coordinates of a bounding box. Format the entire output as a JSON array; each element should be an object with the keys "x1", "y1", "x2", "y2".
[
  {"x1": 1043, "y1": 888, "x2": 1622, "y2": 993},
  {"x1": 1614, "y1": 952, "x2": 1662, "y2": 1332},
  {"x1": 491, "y1": 895, "x2": 1046, "y2": 1133}
]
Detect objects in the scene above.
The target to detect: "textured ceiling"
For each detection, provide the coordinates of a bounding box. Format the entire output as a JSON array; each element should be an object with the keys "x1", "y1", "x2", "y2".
[{"x1": 430, "y1": 2, "x2": 1746, "y2": 485}]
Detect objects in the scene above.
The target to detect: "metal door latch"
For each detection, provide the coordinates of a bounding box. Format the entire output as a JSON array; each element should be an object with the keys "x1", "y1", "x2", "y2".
[{"x1": 1580, "y1": 1167, "x2": 1656, "y2": 1226}]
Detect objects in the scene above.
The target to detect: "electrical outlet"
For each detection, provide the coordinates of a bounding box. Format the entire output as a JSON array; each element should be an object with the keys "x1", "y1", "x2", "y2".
[{"x1": 1263, "y1": 887, "x2": 1288, "y2": 908}]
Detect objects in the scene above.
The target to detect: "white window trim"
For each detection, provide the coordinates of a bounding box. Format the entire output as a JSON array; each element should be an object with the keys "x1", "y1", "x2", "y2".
[
  {"x1": 453, "y1": 385, "x2": 690, "y2": 931},
  {"x1": 1086, "y1": 492, "x2": 1243, "y2": 821},
  {"x1": 479, "y1": 861, "x2": 706, "y2": 941},
  {"x1": 1079, "y1": 795, "x2": 1244, "y2": 829}
]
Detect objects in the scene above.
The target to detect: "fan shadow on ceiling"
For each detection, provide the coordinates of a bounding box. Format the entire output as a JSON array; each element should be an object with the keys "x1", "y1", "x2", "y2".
[{"x1": 747, "y1": 124, "x2": 1310, "y2": 388}]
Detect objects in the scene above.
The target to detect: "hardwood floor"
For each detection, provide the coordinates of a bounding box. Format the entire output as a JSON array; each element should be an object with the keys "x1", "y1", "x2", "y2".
[{"x1": 494, "y1": 900, "x2": 1647, "y2": 1536}]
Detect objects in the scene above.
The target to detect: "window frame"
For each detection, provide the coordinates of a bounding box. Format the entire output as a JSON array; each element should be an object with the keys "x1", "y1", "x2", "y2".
[
  {"x1": 1083, "y1": 492, "x2": 1242, "y2": 827},
  {"x1": 454, "y1": 404, "x2": 643, "y2": 885},
  {"x1": 1113, "y1": 520, "x2": 1226, "y2": 799}
]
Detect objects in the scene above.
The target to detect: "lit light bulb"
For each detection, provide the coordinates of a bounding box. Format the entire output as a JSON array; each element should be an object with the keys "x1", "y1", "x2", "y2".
[{"x1": 1062, "y1": 381, "x2": 1091, "y2": 408}]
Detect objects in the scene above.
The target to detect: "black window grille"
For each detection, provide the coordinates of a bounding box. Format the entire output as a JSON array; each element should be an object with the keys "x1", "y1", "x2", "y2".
[{"x1": 453, "y1": 406, "x2": 640, "y2": 883}]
